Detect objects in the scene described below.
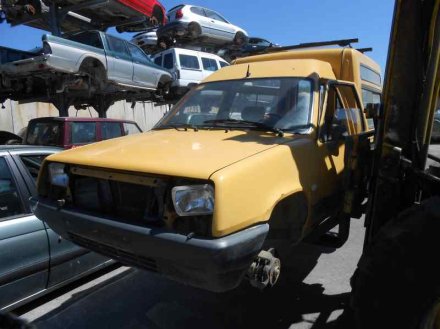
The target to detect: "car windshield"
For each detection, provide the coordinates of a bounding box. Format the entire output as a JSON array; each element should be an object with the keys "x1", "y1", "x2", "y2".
[{"x1": 155, "y1": 77, "x2": 313, "y2": 133}]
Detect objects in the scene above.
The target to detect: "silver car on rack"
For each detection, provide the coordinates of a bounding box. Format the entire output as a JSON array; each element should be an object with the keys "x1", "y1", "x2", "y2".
[{"x1": 157, "y1": 4, "x2": 248, "y2": 48}]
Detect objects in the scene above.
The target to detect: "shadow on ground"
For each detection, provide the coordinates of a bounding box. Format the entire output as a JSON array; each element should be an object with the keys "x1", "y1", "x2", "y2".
[{"x1": 20, "y1": 242, "x2": 356, "y2": 329}]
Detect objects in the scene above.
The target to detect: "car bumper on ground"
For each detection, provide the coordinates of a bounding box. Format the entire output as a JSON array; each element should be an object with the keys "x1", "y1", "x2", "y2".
[{"x1": 32, "y1": 198, "x2": 269, "y2": 292}]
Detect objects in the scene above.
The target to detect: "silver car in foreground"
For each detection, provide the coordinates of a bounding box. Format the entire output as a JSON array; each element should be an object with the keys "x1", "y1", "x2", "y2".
[
  {"x1": 157, "y1": 4, "x2": 248, "y2": 48},
  {"x1": 0, "y1": 145, "x2": 114, "y2": 311}
]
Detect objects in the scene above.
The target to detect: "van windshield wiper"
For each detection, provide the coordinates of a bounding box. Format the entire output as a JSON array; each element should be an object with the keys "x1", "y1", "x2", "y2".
[
  {"x1": 154, "y1": 123, "x2": 200, "y2": 131},
  {"x1": 203, "y1": 119, "x2": 285, "y2": 137}
]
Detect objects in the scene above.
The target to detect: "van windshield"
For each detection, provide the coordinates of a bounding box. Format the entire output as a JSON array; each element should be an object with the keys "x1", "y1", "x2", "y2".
[{"x1": 155, "y1": 78, "x2": 313, "y2": 133}]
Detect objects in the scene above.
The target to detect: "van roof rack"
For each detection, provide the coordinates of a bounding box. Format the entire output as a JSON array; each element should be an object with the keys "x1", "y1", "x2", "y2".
[
  {"x1": 265, "y1": 38, "x2": 359, "y2": 53},
  {"x1": 356, "y1": 47, "x2": 373, "y2": 53}
]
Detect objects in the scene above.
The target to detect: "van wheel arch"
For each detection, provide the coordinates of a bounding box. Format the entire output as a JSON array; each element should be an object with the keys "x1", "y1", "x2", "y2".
[{"x1": 265, "y1": 192, "x2": 309, "y2": 259}]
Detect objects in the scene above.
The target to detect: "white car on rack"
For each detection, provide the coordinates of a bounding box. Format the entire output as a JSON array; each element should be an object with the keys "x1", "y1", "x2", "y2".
[
  {"x1": 152, "y1": 47, "x2": 229, "y2": 97},
  {"x1": 156, "y1": 4, "x2": 248, "y2": 48}
]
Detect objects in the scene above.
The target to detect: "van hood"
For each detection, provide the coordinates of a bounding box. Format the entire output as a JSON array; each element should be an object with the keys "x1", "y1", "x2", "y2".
[{"x1": 47, "y1": 129, "x2": 290, "y2": 179}]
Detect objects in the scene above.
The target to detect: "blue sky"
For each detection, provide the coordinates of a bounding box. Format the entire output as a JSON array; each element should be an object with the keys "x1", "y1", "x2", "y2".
[{"x1": 0, "y1": 0, "x2": 394, "y2": 71}]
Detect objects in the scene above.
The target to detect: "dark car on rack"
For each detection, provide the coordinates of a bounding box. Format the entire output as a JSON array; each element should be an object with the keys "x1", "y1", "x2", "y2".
[
  {"x1": 24, "y1": 117, "x2": 142, "y2": 149},
  {"x1": 0, "y1": 145, "x2": 114, "y2": 311}
]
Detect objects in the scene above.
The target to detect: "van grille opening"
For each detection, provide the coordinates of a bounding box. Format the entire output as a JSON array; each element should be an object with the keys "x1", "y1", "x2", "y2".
[{"x1": 70, "y1": 174, "x2": 166, "y2": 228}]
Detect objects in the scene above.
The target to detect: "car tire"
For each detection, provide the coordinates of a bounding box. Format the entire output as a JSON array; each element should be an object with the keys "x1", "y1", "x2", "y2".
[
  {"x1": 233, "y1": 32, "x2": 246, "y2": 46},
  {"x1": 151, "y1": 5, "x2": 164, "y2": 26},
  {"x1": 350, "y1": 196, "x2": 440, "y2": 329},
  {"x1": 188, "y1": 22, "x2": 201, "y2": 39},
  {"x1": 79, "y1": 60, "x2": 106, "y2": 92}
]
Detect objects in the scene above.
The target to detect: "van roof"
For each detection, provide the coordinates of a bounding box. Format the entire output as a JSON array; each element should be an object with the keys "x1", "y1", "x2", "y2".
[
  {"x1": 203, "y1": 59, "x2": 336, "y2": 82},
  {"x1": 155, "y1": 48, "x2": 228, "y2": 61},
  {"x1": 235, "y1": 48, "x2": 381, "y2": 77}
]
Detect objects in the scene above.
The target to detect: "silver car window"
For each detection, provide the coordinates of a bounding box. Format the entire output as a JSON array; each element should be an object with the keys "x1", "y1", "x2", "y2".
[
  {"x1": 0, "y1": 157, "x2": 23, "y2": 219},
  {"x1": 107, "y1": 36, "x2": 131, "y2": 60},
  {"x1": 190, "y1": 6, "x2": 205, "y2": 17},
  {"x1": 127, "y1": 43, "x2": 150, "y2": 65},
  {"x1": 204, "y1": 9, "x2": 228, "y2": 23}
]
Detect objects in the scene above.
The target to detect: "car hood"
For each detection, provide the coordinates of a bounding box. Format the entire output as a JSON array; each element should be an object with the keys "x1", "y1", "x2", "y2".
[{"x1": 47, "y1": 129, "x2": 290, "y2": 179}]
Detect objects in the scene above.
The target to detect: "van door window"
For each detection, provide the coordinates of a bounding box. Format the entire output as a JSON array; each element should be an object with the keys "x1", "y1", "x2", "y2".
[
  {"x1": 219, "y1": 61, "x2": 229, "y2": 68},
  {"x1": 202, "y1": 58, "x2": 218, "y2": 71},
  {"x1": 154, "y1": 56, "x2": 162, "y2": 66},
  {"x1": 164, "y1": 53, "x2": 174, "y2": 69},
  {"x1": 101, "y1": 122, "x2": 123, "y2": 140},
  {"x1": 0, "y1": 157, "x2": 23, "y2": 219},
  {"x1": 179, "y1": 54, "x2": 200, "y2": 70},
  {"x1": 71, "y1": 122, "x2": 96, "y2": 144},
  {"x1": 320, "y1": 83, "x2": 364, "y2": 142}
]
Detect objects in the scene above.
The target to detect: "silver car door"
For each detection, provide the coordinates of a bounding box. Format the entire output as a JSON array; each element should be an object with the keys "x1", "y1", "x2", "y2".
[
  {"x1": 12, "y1": 151, "x2": 109, "y2": 288},
  {"x1": 104, "y1": 35, "x2": 134, "y2": 84},
  {"x1": 190, "y1": 6, "x2": 211, "y2": 35},
  {"x1": 0, "y1": 154, "x2": 48, "y2": 310},
  {"x1": 126, "y1": 43, "x2": 159, "y2": 89}
]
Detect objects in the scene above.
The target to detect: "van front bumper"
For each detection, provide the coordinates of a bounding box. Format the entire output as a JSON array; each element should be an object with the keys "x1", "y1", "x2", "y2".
[{"x1": 32, "y1": 198, "x2": 269, "y2": 292}]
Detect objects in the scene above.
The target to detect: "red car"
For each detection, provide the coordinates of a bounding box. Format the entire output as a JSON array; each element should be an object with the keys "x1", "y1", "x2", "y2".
[
  {"x1": 23, "y1": 117, "x2": 142, "y2": 149},
  {"x1": 1, "y1": 0, "x2": 167, "y2": 33}
]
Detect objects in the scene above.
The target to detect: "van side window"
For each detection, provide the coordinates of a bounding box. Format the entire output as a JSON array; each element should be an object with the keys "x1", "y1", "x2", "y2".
[
  {"x1": 362, "y1": 88, "x2": 381, "y2": 130},
  {"x1": 360, "y1": 65, "x2": 381, "y2": 86},
  {"x1": 321, "y1": 86, "x2": 349, "y2": 142},
  {"x1": 154, "y1": 56, "x2": 162, "y2": 66},
  {"x1": 179, "y1": 55, "x2": 200, "y2": 70},
  {"x1": 202, "y1": 58, "x2": 218, "y2": 71},
  {"x1": 71, "y1": 122, "x2": 96, "y2": 144},
  {"x1": 0, "y1": 157, "x2": 23, "y2": 219},
  {"x1": 219, "y1": 61, "x2": 229, "y2": 68},
  {"x1": 101, "y1": 122, "x2": 122, "y2": 140},
  {"x1": 164, "y1": 53, "x2": 174, "y2": 69},
  {"x1": 321, "y1": 84, "x2": 364, "y2": 142}
]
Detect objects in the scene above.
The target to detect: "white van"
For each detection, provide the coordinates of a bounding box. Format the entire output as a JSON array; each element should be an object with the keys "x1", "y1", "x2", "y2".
[{"x1": 152, "y1": 48, "x2": 229, "y2": 97}]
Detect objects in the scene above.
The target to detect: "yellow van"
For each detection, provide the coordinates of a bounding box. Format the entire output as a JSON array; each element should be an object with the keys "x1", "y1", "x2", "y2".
[{"x1": 33, "y1": 46, "x2": 382, "y2": 292}]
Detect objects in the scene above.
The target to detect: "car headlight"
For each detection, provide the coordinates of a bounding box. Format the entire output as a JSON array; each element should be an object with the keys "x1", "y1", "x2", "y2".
[
  {"x1": 48, "y1": 163, "x2": 69, "y2": 188},
  {"x1": 171, "y1": 184, "x2": 214, "y2": 216}
]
